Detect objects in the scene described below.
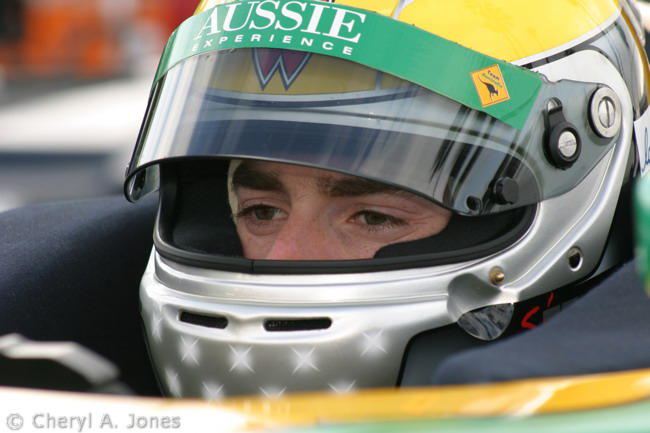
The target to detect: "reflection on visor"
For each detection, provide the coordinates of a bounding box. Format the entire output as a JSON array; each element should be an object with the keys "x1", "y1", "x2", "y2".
[{"x1": 127, "y1": 50, "x2": 614, "y2": 216}]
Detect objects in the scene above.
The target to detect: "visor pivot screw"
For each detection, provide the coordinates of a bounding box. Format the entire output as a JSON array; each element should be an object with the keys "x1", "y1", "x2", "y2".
[
  {"x1": 489, "y1": 267, "x2": 506, "y2": 285},
  {"x1": 589, "y1": 87, "x2": 622, "y2": 138},
  {"x1": 558, "y1": 131, "x2": 578, "y2": 159},
  {"x1": 466, "y1": 196, "x2": 482, "y2": 214},
  {"x1": 544, "y1": 99, "x2": 581, "y2": 169},
  {"x1": 493, "y1": 178, "x2": 519, "y2": 205}
]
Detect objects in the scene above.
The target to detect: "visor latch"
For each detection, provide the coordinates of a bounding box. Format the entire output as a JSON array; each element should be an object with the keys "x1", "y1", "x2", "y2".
[
  {"x1": 544, "y1": 99, "x2": 581, "y2": 169},
  {"x1": 492, "y1": 177, "x2": 519, "y2": 205}
]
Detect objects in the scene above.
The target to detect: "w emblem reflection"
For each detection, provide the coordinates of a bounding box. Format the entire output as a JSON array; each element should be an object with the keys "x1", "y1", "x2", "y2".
[{"x1": 253, "y1": 48, "x2": 312, "y2": 90}]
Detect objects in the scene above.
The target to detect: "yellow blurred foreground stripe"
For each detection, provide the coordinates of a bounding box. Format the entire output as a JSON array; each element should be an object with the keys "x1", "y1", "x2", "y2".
[{"x1": 3, "y1": 367, "x2": 650, "y2": 432}]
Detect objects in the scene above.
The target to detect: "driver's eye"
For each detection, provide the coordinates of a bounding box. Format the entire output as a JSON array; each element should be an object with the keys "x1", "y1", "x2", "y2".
[
  {"x1": 253, "y1": 206, "x2": 279, "y2": 220},
  {"x1": 361, "y1": 211, "x2": 390, "y2": 226}
]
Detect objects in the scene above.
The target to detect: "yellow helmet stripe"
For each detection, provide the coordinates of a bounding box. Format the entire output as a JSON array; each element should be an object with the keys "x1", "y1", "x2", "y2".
[{"x1": 397, "y1": 0, "x2": 621, "y2": 63}]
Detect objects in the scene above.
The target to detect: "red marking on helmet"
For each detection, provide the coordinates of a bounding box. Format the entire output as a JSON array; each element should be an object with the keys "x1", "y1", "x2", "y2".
[
  {"x1": 521, "y1": 306, "x2": 539, "y2": 329},
  {"x1": 547, "y1": 291, "x2": 554, "y2": 308}
]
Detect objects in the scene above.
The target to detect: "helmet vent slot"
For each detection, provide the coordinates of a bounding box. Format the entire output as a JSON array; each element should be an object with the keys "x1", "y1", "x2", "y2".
[
  {"x1": 180, "y1": 311, "x2": 228, "y2": 329},
  {"x1": 264, "y1": 318, "x2": 332, "y2": 332}
]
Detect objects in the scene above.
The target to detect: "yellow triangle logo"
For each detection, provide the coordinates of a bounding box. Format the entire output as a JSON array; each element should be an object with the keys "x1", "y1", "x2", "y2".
[{"x1": 471, "y1": 65, "x2": 510, "y2": 107}]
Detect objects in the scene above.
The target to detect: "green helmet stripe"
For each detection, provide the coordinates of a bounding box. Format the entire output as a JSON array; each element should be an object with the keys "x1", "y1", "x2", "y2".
[
  {"x1": 635, "y1": 175, "x2": 650, "y2": 294},
  {"x1": 154, "y1": 0, "x2": 542, "y2": 129}
]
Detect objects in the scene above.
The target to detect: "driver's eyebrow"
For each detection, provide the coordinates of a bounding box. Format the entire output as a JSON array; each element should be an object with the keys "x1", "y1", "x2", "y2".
[
  {"x1": 318, "y1": 175, "x2": 404, "y2": 197},
  {"x1": 232, "y1": 163, "x2": 406, "y2": 198},
  {"x1": 232, "y1": 163, "x2": 287, "y2": 194}
]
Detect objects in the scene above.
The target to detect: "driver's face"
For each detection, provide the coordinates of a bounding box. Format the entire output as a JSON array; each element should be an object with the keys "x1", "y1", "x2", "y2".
[{"x1": 232, "y1": 161, "x2": 452, "y2": 260}]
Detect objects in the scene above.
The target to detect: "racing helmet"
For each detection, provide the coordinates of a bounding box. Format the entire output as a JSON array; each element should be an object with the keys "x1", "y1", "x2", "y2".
[{"x1": 126, "y1": 0, "x2": 650, "y2": 398}]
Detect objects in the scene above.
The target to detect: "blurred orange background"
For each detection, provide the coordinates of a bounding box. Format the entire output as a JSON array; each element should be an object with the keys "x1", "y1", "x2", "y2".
[
  {"x1": 0, "y1": 1, "x2": 198, "y2": 211},
  {"x1": 0, "y1": 0, "x2": 195, "y2": 80}
]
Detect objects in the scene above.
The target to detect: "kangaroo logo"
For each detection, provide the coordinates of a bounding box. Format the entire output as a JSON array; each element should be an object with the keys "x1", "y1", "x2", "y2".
[
  {"x1": 478, "y1": 77, "x2": 499, "y2": 101},
  {"x1": 471, "y1": 64, "x2": 510, "y2": 108}
]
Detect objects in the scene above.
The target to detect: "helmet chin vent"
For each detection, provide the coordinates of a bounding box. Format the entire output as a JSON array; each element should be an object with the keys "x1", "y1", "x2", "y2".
[
  {"x1": 180, "y1": 311, "x2": 228, "y2": 329},
  {"x1": 264, "y1": 318, "x2": 332, "y2": 332}
]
